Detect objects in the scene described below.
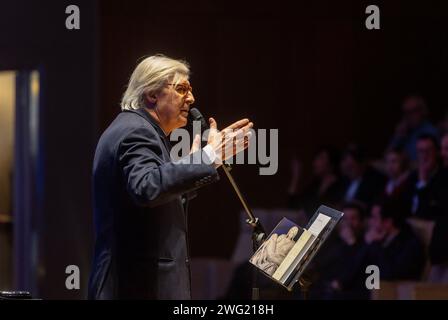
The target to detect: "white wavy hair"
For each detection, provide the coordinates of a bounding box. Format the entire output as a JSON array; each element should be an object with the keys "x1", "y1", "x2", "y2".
[{"x1": 120, "y1": 54, "x2": 190, "y2": 111}]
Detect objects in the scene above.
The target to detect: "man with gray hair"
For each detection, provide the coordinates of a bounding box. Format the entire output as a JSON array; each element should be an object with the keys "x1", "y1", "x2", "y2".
[{"x1": 88, "y1": 55, "x2": 253, "y2": 299}]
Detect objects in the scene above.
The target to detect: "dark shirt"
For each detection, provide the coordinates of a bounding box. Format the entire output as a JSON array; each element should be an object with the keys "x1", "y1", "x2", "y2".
[
  {"x1": 404, "y1": 168, "x2": 448, "y2": 264},
  {"x1": 308, "y1": 234, "x2": 370, "y2": 300},
  {"x1": 340, "y1": 167, "x2": 386, "y2": 206},
  {"x1": 405, "y1": 167, "x2": 448, "y2": 220},
  {"x1": 367, "y1": 226, "x2": 425, "y2": 281}
]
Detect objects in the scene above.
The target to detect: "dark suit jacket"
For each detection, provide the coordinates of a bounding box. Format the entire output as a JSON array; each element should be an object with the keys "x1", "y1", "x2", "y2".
[
  {"x1": 404, "y1": 168, "x2": 448, "y2": 264},
  {"x1": 88, "y1": 108, "x2": 219, "y2": 300},
  {"x1": 404, "y1": 168, "x2": 448, "y2": 220},
  {"x1": 367, "y1": 227, "x2": 425, "y2": 281},
  {"x1": 341, "y1": 167, "x2": 386, "y2": 206}
]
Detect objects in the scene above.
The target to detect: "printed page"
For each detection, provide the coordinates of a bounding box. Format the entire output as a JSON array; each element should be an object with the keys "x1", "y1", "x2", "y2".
[{"x1": 308, "y1": 213, "x2": 331, "y2": 236}]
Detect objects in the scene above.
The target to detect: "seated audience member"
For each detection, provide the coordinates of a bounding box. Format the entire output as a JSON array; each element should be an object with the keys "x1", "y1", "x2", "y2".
[
  {"x1": 340, "y1": 144, "x2": 386, "y2": 207},
  {"x1": 426, "y1": 132, "x2": 448, "y2": 282},
  {"x1": 288, "y1": 146, "x2": 344, "y2": 217},
  {"x1": 322, "y1": 201, "x2": 370, "y2": 300},
  {"x1": 405, "y1": 134, "x2": 448, "y2": 220},
  {"x1": 388, "y1": 95, "x2": 438, "y2": 162},
  {"x1": 428, "y1": 219, "x2": 448, "y2": 283},
  {"x1": 383, "y1": 147, "x2": 410, "y2": 198},
  {"x1": 365, "y1": 199, "x2": 425, "y2": 281}
]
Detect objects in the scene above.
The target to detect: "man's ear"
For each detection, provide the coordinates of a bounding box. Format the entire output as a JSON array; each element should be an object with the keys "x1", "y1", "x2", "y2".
[{"x1": 145, "y1": 92, "x2": 157, "y2": 105}]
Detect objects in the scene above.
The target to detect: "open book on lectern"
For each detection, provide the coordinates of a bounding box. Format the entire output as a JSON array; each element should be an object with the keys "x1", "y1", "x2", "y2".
[{"x1": 249, "y1": 205, "x2": 344, "y2": 291}]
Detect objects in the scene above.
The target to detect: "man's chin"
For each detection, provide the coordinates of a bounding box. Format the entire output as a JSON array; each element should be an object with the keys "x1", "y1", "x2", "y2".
[{"x1": 175, "y1": 117, "x2": 188, "y2": 128}]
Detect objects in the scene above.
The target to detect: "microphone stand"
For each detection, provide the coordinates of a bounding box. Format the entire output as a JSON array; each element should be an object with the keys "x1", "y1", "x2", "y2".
[
  {"x1": 222, "y1": 163, "x2": 312, "y2": 300},
  {"x1": 220, "y1": 163, "x2": 266, "y2": 300},
  {"x1": 188, "y1": 109, "x2": 266, "y2": 299}
]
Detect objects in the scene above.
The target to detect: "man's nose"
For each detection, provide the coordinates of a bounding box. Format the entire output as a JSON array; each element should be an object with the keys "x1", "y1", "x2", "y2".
[{"x1": 185, "y1": 91, "x2": 195, "y2": 105}]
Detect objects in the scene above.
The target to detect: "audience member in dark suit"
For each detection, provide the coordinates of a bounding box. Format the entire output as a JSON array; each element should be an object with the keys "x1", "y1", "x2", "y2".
[
  {"x1": 428, "y1": 212, "x2": 448, "y2": 283},
  {"x1": 287, "y1": 146, "x2": 345, "y2": 217},
  {"x1": 428, "y1": 132, "x2": 448, "y2": 281},
  {"x1": 398, "y1": 134, "x2": 448, "y2": 282},
  {"x1": 429, "y1": 212, "x2": 448, "y2": 275},
  {"x1": 365, "y1": 199, "x2": 425, "y2": 281},
  {"x1": 340, "y1": 144, "x2": 386, "y2": 207},
  {"x1": 405, "y1": 134, "x2": 448, "y2": 220},
  {"x1": 383, "y1": 147, "x2": 410, "y2": 199},
  {"x1": 320, "y1": 201, "x2": 370, "y2": 300}
]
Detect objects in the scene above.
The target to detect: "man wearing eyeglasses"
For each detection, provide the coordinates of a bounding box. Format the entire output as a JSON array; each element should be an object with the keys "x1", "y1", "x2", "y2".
[{"x1": 88, "y1": 55, "x2": 253, "y2": 299}]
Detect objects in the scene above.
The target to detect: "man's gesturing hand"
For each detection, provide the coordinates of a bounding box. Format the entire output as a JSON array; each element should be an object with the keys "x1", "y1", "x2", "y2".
[{"x1": 206, "y1": 117, "x2": 253, "y2": 165}]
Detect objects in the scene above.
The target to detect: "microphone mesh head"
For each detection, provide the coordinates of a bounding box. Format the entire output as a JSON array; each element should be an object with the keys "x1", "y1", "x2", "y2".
[
  {"x1": 189, "y1": 107, "x2": 202, "y2": 120},
  {"x1": 189, "y1": 107, "x2": 208, "y2": 129}
]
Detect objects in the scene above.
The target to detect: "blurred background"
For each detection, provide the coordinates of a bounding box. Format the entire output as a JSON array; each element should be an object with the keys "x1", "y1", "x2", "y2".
[{"x1": 1, "y1": 0, "x2": 448, "y2": 299}]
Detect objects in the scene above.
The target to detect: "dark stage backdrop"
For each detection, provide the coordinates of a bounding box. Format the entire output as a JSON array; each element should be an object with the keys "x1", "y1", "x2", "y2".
[
  {"x1": 99, "y1": 0, "x2": 448, "y2": 259},
  {"x1": 1, "y1": 0, "x2": 447, "y2": 299},
  {"x1": 0, "y1": 0, "x2": 97, "y2": 299}
]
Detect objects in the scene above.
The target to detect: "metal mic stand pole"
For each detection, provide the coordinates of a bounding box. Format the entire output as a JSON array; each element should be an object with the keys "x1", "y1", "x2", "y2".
[
  {"x1": 220, "y1": 163, "x2": 266, "y2": 300},
  {"x1": 222, "y1": 164, "x2": 311, "y2": 300}
]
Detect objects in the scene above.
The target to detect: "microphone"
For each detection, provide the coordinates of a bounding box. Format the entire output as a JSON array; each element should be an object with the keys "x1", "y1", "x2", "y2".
[
  {"x1": 189, "y1": 107, "x2": 211, "y2": 149},
  {"x1": 189, "y1": 107, "x2": 208, "y2": 131}
]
